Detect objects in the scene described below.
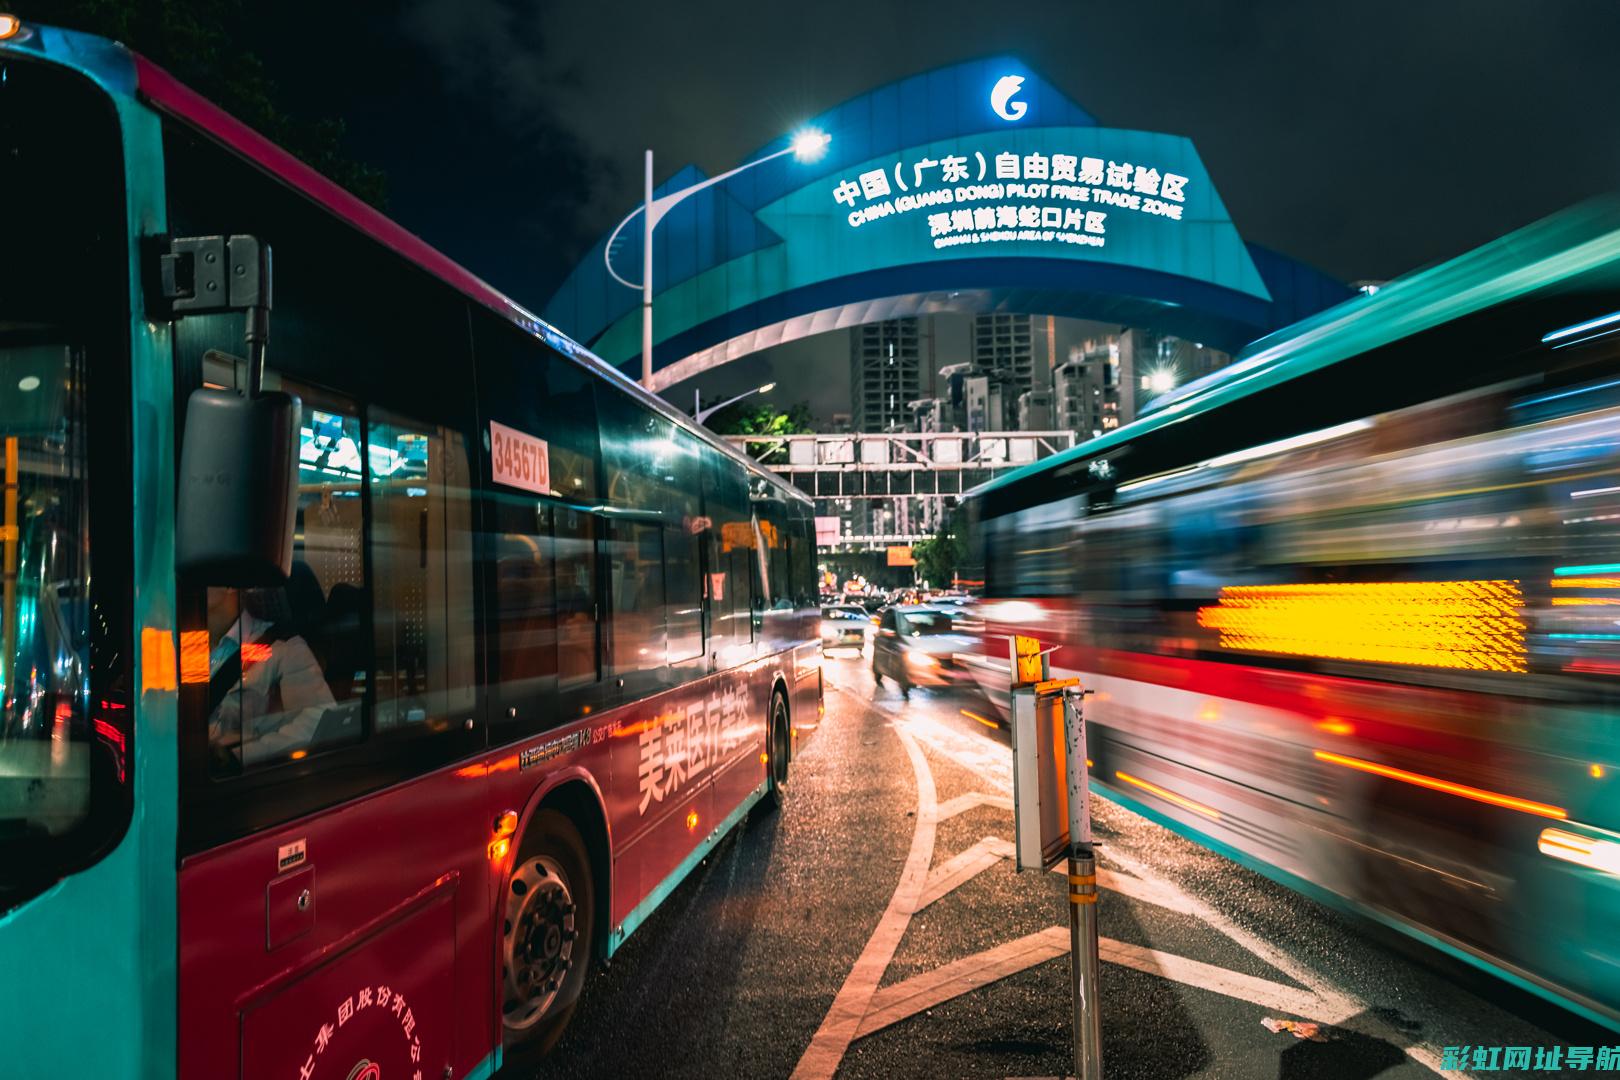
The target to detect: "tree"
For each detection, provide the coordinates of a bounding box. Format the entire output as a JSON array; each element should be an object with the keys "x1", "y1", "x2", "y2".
[
  {"x1": 705, "y1": 400, "x2": 816, "y2": 462},
  {"x1": 19, "y1": 0, "x2": 387, "y2": 206},
  {"x1": 911, "y1": 521, "x2": 966, "y2": 589}
]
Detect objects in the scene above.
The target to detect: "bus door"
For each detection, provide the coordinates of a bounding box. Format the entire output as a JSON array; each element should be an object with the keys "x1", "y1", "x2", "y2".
[
  {"x1": 692, "y1": 462, "x2": 765, "y2": 819},
  {"x1": 599, "y1": 508, "x2": 715, "y2": 904}
]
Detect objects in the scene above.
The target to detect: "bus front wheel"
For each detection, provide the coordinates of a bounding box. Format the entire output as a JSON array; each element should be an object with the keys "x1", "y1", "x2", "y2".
[{"x1": 501, "y1": 809, "x2": 595, "y2": 1062}]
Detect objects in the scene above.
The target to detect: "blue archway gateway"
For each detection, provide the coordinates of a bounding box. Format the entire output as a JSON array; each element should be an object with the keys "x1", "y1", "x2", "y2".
[{"x1": 543, "y1": 58, "x2": 1349, "y2": 389}]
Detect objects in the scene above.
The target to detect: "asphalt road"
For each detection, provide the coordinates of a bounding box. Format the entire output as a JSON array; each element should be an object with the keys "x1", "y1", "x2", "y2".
[{"x1": 516, "y1": 648, "x2": 1615, "y2": 1079}]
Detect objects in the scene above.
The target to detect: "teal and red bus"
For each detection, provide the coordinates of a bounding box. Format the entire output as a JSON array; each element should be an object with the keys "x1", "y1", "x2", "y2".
[
  {"x1": 965, "y1": 199, "x2": 1620, "y2": 1029},
  {"x1": 0, "y1": 17, "x2": 822, "y2": 1077}
]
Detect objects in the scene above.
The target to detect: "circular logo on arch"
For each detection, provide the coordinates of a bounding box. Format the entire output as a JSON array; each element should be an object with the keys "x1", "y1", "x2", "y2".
[{"x1": 990, "y1": 75, "x2": 1028, "y2": 122}]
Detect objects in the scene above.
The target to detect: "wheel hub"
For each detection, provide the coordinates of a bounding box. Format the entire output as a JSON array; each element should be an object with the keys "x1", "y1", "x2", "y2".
[{"x1": 502, "y1": 854, "x2": 577, "y2": 1031}]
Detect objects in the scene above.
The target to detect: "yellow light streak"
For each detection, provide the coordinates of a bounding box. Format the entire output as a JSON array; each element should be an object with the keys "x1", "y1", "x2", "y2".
[
  {"x1": 1313, "y1": 749, "x2": 1566, "y2": 819},
  {"x1": 1114, "y1": 770, "x2": 1221, "y2": 821},
  {"x1": 1197, "y1": 580, "x2": 1527, "y2": 673},
  {"x1": 960, "y1": 709, "x2": 998, "y2": 729},
  {"x1": 1551, "y1": 577, "x2": 1620, "y2": 589}
]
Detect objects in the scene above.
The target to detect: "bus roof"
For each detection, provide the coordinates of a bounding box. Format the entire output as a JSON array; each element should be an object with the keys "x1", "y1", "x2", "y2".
[
  {"x1": 2, "y1": 21, "x2": 809, "y2": 506},
  {"x1": 967, "y1": 197, "x2": 1620, "y2": 501}
]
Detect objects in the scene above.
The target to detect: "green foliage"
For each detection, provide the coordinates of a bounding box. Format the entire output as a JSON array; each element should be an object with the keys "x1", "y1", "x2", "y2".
[
  {"x1": 911, "y1": 522, "x2": 966, "y2": 589},
  {"x1": 17, "y1": 0, "x2": 387, "y2": 207},
  {"x1": 706, "y1": 400, "x2": 815, "y2": 461}
]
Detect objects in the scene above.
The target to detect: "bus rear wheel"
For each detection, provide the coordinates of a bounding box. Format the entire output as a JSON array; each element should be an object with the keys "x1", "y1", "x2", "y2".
[
  {"x1": 761, "y1": 689, "x2": 792, "y2": 810},
  {"x1": 501, "y1": 810, "x2": 595, "y2": 1062}
]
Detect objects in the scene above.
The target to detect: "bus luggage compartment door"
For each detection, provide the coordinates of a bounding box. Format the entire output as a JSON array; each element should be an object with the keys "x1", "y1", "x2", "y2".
[{"x1": 240, "y1": 889, "x2": 457, "y2": 1080}]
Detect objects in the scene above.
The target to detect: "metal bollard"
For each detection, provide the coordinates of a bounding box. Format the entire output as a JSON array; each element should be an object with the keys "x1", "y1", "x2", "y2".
[{"x1": 1064, "y1": 689, "x2": 1102, "y2": 1080}]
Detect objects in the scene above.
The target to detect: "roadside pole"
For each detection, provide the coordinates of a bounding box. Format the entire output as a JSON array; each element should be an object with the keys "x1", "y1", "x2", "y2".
[
  {"x1": 1064, "y1": 687, "x2": 1102, "y2": 1080},
  {"x1": 1007, "y1": 634, "x2": 1102, "y2": 1079}
]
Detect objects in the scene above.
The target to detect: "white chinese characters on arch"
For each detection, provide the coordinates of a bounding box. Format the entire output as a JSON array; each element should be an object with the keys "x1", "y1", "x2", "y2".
[{"x1": 829, "y1": 147, "x2": 1191, "y2": 252}]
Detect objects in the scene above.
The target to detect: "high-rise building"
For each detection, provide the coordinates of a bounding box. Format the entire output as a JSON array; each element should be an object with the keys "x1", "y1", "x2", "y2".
[
  {"x1": 850, "y1": 318, "x2": 923, "y2": 433},
  {"x1": 963, "y1": 372, "x2": 1010, "y2": 432},
  {"x1": 971, "y1": 313, "x2": 1044, "y2": 401},
  {"x1": 1017, "y1": 388, "x2": 1054, "y2": 431},
  {"x1": 1053, "y1": 338, "x2": 1120, "y2": 437}
]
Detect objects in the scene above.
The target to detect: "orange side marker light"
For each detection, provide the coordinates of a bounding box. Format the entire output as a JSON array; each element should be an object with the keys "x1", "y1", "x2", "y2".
[{"x1": 489, "y1": 810, "x2": 518, "y2": 860}]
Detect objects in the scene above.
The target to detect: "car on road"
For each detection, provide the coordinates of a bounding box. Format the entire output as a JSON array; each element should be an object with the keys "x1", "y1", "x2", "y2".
[
  {"x1": 871, "y1": 605, "x2": 975, "y2": 696},
  {"x1": 821, "y1": 604, "x2": 869, "y2": 653}
]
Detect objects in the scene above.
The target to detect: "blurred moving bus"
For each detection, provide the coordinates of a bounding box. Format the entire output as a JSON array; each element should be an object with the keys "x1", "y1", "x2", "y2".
[
  {"x1": 966, "y1": 200, "x2": 1620, "y2": 1030},
  {"x1": 0, "y1": 19, "x2": 821, "y2": 1077}
]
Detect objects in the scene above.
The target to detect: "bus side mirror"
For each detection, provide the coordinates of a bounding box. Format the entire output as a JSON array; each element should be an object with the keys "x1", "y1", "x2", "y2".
[{"x1": 176, "y1": 388, "x2": 301, "y2": 586}]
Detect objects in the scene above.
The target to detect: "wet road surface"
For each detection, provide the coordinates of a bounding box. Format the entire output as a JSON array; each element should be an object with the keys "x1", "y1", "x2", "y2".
[{"x1": 515, "y1": 649, "x2": 1614, "y2": 1079}]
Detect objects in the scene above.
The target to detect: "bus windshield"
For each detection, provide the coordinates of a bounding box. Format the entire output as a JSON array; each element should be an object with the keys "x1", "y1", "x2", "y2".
[
  {"x1": 0, "y1": 346, "x2": 91, "y2": 827},
  {"x1": 0, "y1": 54, "x2": 128, "y2": 906}
]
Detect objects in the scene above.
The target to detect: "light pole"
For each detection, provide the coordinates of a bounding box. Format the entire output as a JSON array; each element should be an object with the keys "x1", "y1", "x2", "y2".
[
  {"x1": 605, "y1": 129, "x2": 830, "y2": 388},
  {"x1": 694, "y1": 381, "x2": 776, "y2": 426}
]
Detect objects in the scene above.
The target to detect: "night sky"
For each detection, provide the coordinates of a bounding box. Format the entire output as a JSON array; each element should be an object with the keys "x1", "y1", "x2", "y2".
[{"x1": 247, "y1": 0, "x2": 1620, "y2": 416}]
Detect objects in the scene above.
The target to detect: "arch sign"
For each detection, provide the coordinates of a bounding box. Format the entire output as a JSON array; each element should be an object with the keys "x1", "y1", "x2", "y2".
[{"x1": 544, "y1": 58, "x2": 1347, "y2": 390}]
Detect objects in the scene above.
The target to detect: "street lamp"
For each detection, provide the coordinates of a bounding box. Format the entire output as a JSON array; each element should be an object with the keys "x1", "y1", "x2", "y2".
[
  {"x1": 1145, "y1": 366, "x2": 1178, "y2": 395},
  {"x1": 694, "y1": 381, "x2": 775, "y2": 425},
  {"x1": 605, "y1": 128, "x2": 830, "y2": 388}
]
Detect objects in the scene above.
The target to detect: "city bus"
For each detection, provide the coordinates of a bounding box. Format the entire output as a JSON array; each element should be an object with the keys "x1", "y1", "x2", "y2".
[
  {"x1": 965, "y1": 200, "x2": 1620, "y2": 1030},
  {"x1": 0, "y1": 18, "x2": 821, "y2": 1078}
]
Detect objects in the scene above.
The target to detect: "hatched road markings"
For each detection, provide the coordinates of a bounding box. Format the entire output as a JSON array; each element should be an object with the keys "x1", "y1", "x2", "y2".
[{"x1": 789, "y1": 682, "x2": 1448, "y2": 1077}]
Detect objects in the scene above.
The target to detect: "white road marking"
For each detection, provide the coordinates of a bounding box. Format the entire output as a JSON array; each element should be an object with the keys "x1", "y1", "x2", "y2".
[
  {"x1": 936, "y1": 791, "x2": 1014, "y2": 821},
  {"x1": 854, "y1": 926, "x2": 1351, "y2": 1040},
  {"x1": 799, "y1": 676, "x2": 1448, "y2": 1076},
  {"x1": 915, "y1": 836, "x2": 1011, "y2": 913},
  {"x1": 789, "y1": 704, "x2": 939, "y2": 1080},
  {"x1": 896, "y1": 706, "x2": 1449, "y2": 1075},
  {"x1": 855, "y1": 927, "x2": 1068, "y2": 1039}
]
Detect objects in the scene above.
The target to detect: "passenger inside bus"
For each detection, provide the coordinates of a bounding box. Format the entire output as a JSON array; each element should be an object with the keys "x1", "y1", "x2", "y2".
[{"x1": 205, "y1": 564, "x2": 344, "y2": 769}]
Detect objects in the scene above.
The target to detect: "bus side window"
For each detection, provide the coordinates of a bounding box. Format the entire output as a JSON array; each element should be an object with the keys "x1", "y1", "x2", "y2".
[
  {"x1": 704, "y1": 454, "x2": 754, "y2": 651},
  {"x1": 205, "y1": 394, "x2": 367, "y2": 775},
  {"x1": 491, "y1": 504, "x2": 557, "y2": 714},
  {"x1": 605, "y1": 517, "x2": 666, "y2": 681},
  {"x1": 754, "y1": 498, "x2": 795, "y2": 611},
  {"x1": 791, "y1": 502, "x2": 815, "y2": 608},
  {"x1": 664, "y1": 432, "x2": 705, "y2": 667},
  {"x1": 367, "y1": 408, "x2": 476, "y2": 733},
  {"x1": 555, "y1": 507, "x2": 599, "y2": 694}
]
